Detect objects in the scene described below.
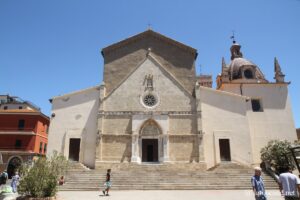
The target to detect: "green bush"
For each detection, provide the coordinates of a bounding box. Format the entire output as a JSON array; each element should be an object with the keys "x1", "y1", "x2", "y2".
[
  {"x1": 18, "y1": 151, "x2": 68, "y2": 198},
  {"x1": 260, "y1": 140, "x2": 294, "y2": 174}
]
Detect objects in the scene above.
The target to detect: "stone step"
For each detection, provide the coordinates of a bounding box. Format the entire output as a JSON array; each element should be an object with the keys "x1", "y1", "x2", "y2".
[
  {"x1": 63, "y1": 181, "x2": 277, "y2": 185},
  {"x1": 63, "y1": 182, "x2": 277, "y2": 187},
  {"x1": 66, "y1": 175, "x2": 268, "y2": 178},
  {"x1": 59, "y1": 162, "x2": 278, "y2": 191},
  {"x1": 65, "y1": 178, "x2": 275, "y2": 182},
  {"x1": 60, "y1": 185, "x2": 278, "y2": 190}
]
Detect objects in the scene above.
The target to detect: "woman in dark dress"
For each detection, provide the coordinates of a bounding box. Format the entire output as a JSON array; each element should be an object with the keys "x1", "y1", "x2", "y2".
[{"x1": 102, "y1": 169, "x2": 111, "y2": 196}]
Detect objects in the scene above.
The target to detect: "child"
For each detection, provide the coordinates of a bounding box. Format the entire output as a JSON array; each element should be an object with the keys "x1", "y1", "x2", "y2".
[
  {"x1": 102, "y1": 169, "x2": 111, "y2": 196},
  {"x1": 58, "y1": 176, "x2": 65, "y2": 185},
  {"x1": 11, "y1": 172, "x2": 20, "y2": 193},
  {"x1": 0, "y1": 170, "x2": 8, "y2": 185}
]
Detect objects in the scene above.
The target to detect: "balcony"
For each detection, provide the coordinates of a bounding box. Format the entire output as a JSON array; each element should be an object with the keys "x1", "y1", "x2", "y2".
[{"x1": 0, "y1": 127, "x2": 35, "y2": 135}]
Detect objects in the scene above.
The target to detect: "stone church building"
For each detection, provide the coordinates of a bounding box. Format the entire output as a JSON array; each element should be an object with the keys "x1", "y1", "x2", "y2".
[{"x1": 47, "y1": 30, "x2": 297, "y2": 169}]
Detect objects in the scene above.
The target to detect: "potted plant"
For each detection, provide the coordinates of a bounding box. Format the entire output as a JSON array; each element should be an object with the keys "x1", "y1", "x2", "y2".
[{"x1": 17, "y1": 152, "x2": 68, "y2": 200}]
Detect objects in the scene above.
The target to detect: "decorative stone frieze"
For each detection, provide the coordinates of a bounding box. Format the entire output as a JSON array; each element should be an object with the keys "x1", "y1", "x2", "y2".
[{"x1": 98, "y1": 111, "x2": 201, "y2": 117}]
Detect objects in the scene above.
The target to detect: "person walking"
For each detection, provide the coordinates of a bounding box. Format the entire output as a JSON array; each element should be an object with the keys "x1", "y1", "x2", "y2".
[
  {"x1": 251, "y1": 167, "x2": 267, "y2": 200},
  {"x1": 0, "y1": 171, "x2": 3, "y2": 185},
  {"x1": 0, "y1": 170, "x2": 8, "y2": 185},
  {"x1": 10, "y1": 172, "x2": 20, "y2": 193},
  {"x1": 278, "y1": 166, "x2": 300, "y2": 200},
  {"x1": 102, "y1": 169, "x2": 111, "y2": 196}
]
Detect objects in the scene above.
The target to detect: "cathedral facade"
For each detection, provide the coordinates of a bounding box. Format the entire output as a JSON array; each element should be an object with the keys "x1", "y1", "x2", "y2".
[{"x1": 47, "y1": 30, "x2": 297, "y2": 169}]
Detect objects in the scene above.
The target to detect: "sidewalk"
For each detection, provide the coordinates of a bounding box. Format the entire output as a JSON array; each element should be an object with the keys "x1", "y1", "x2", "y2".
[{"x1": 58, "y1": 190, "x2": 284, "y2": 200}]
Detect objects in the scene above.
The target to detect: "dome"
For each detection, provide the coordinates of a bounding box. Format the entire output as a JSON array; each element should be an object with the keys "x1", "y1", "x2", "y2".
[
  {"x1": 226, "y1": 42, "x2": 267, "y2": 82},
  {"x1": 228, "y1": 57, "x2": 257, "y2": 79},
  {"x1": 229, "y1": 57, "x2": 256, "y2": 69},
  {"x1": 218, "y1": 41, "x2": 269, "y2": 86}
]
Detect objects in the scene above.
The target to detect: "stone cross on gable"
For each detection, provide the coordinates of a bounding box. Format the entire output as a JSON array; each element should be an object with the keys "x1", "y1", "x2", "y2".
[{"x1": 147, "y1": 23, "x2": 152, "y2": 30}]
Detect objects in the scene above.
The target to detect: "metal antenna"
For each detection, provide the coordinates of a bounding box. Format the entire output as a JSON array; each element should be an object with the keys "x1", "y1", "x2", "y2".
[{"x1": 230, "y1": 30, "x2": 236, "y2": 43}]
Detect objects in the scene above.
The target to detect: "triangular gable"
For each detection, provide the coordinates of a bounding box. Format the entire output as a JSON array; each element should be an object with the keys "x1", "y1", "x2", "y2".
[
  {"x1": 103, "y1": 53, "x2": 194, "y2": 100},
  {"x1": 51, "y1": 85, "x2": 100, "y2": 100},
  {"x1": 101, "y1": 30, "x2": 197, "y2": 59}
]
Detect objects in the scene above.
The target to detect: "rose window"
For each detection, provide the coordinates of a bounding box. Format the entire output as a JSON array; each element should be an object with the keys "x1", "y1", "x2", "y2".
[{"x1": 143, "y1": 95, "x2": 157, "y2": 107}]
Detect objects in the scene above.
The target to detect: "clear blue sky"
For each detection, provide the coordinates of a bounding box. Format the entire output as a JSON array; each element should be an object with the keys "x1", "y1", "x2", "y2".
[{"x1": 0, "y1": 0, "x2": 299, "y2": 128}]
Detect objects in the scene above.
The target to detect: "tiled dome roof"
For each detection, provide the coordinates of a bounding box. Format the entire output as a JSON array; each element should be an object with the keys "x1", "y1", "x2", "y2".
[{"x1": 228, "y1": 57, "x2": 257, "y2": 79}]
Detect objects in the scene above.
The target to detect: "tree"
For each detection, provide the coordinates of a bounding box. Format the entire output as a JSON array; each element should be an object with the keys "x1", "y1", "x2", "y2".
[
  {"x1": 18, "y1": 151, "x2": 68, "y2": 198},
  {"x1": 260, "y1": 140, "x2": 294, "y2": 174}
]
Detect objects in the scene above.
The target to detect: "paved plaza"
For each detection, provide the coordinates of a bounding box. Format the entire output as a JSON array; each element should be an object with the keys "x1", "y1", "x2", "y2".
[{"x1": 58, "y1": 190, "x2": 284, "y2": 200}]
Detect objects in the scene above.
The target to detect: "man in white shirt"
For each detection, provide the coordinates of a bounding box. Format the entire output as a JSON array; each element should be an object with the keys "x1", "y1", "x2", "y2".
[{"x1": 278, "y1": 167, "x2": 300, "y2": 200}]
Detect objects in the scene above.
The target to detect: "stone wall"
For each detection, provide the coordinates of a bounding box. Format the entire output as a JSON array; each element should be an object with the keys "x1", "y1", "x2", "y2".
[
  {"x1": 98, "y1": 57, "x2": 199, "y2": 163},
  {"x1": 0, "y1": 152, "x2": 34, "y2": 175},
  {"x1": 201, "y1": 83, "x2": 297, "y2": 168},
  {"x1": 103, "y1": 58, "x2": 195, "y2": 112},
  {"x1": 241, "y1": 84, "x2": 297, "y2": 163},
  {"x1": 102, "y1": 34, "x2": 196, "y2": 95},
  {"x1": 47, "y1": 86, "x2": 100, "y2": 168},
  {"x1": 169, "y1": 115, "x2": 197, "y2": 134},
  {"x1": 200, "y1": 86, "x2": 253, "y2": 168},
  {"x1": 101, "y1": 135, "x2": 131, "y2": 162},
  {"x1": 169, "y1": 135, "x2": 199, "y2": 162},
  {"x1": 220, "y1": 83, "x2": 297, "y2": 164},
  {"x1": 103, "y1": 115, "x2": 132, "y2": 134}
]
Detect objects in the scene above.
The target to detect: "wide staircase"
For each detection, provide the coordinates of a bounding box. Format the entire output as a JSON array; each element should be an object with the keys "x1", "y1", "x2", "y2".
[{"x1": 59, "y1": 162, "x2": 278, "y2": 191}]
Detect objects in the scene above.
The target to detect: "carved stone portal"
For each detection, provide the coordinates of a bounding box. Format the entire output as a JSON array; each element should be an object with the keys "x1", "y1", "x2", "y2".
[{"x1": 140, "y1": 120, "x2": 160, "y2": 136}]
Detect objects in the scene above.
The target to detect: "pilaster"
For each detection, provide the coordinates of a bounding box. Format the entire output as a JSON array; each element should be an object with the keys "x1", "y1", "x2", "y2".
[
  {"x1": 198, "y1": 131, "x2": 205, "y2": 162},
  {"x1": 162, "y1": 134, "x2": 170, "y2": 162},
  {"x1": 131, "y1": 133, "x2": 141, "y2": 163},
  {"x1": 96, "y1": 84, "x2": 105, "y2": 161}
]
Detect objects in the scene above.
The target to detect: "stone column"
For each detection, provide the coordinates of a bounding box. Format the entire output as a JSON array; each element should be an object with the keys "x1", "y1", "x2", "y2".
[
  {"x1": 95, "y1": 115, "x2": 103, "y2": 161},
  {"x1": 131, "y1": 133, "x2": 140, "y2": 163},
  {"x1": 95, "y1": 130, "x2": 102, "y2": 160},
  {"x1": 198, "y1": 131, "x2": 205, "y2": 162},
  {"x1": 96, "y1": 85, "x2": 105, "y2": 162},
  {"x1": 163, "y1": 134, "x2": 170, "y2": 162},
  {"x1": 195, "y1": 82, "x2": 204, "y2": 162},
  {"x1": 79, "y1": 129, "x2": 86, "y2": 163}
]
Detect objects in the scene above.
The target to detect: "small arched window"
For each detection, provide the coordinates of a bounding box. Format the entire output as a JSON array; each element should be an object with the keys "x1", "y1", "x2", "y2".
[{"x1": 244, "y1": 69, "x2": 254, "y2": 79}]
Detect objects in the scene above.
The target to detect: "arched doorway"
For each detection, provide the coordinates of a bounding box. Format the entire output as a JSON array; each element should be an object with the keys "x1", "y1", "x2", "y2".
[
  {"x1": 140, "y1": 120, "x2": 161, "y2": 163},
  {"x1": 7, "y1": 157, "x2": 22, "y2": 179}
]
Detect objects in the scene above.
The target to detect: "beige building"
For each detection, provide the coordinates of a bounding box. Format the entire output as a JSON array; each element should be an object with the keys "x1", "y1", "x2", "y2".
[{"x1": 47, "y1": 30, "x2": 297, "y2": 169}]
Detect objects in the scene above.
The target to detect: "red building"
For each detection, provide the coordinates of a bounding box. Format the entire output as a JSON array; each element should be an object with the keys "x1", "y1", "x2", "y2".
[{"x1": 0, "y1": 95, "x2": 49, "y2": 177}]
